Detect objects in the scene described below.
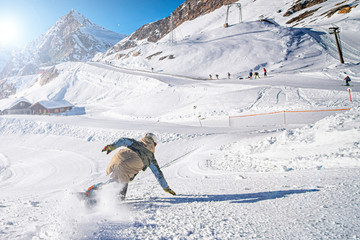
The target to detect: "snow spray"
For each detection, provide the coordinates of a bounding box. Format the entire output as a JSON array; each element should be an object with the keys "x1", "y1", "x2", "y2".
[{"x1": 38, "y1": 185, "x2": 132, "y2": 239}]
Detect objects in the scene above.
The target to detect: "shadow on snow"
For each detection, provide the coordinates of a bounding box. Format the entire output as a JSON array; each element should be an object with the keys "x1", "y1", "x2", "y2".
[{"x1": 129, "y1": 188, "x2": 319, "y2": 205}]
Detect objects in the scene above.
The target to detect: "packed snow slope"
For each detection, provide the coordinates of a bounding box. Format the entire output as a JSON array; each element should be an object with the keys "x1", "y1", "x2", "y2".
[
  {"x1": 0, "y1": 0, "x2": 360, "y2": 239},
  {"x1": 0, "y1": 60, "x2": 360, "y2": 239}
]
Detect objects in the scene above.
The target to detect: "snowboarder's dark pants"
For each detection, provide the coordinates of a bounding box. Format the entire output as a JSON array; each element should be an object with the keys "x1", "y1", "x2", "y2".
[
  {"x1": 108, "y1": 179, "x2": 128, "y2": 200},
  {"x1": 346, "y1": 81, "x2": 350, "y2": 86},
  {"x1": 119, "y1": 183, "x2": 128, "y2": 200}
]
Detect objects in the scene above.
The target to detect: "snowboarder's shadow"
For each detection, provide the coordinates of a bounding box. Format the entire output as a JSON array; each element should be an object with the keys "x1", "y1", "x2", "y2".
[
  {"x1": 181, "y1": 189, "x2": 319, "y2": 204},
  {"x1": 132, "y1": 189, "x2": 319, "y2": 206}
]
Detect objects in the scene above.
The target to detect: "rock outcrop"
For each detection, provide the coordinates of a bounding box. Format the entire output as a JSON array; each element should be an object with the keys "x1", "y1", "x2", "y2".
[
  {"x1": 105, "y1": 0, "x2": 238, "y2": 54},
  {"x1": 39, "y1": 67, "x2": 59, "y2": 86}
]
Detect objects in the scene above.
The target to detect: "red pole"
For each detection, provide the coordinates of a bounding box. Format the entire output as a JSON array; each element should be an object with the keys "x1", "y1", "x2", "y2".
[{"x1": 348, "y1": 88, "x2": 352, "y2": 102}]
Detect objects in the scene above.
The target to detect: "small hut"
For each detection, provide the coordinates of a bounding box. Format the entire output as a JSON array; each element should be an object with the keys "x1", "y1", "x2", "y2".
[{"x1": 1, "y1": 98, "x2": 32, "y2": 115}]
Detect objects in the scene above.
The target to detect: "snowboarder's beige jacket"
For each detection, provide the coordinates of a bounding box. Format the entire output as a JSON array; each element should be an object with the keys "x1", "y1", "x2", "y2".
[{"x1": 105, "y1": 137, "x2": 169, "y2": 189}]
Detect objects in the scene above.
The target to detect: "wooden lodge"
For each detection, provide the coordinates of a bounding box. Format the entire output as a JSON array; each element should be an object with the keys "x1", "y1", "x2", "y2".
[
  {"x1": 0, "y1": 99, "x2": 74, "y2": 115},
  {"x1": 1, "y1": 98, "x2": 32, "y2": 115},
  {"x1": 30, "y1": 100, "x2": 74, "y2": 115}
]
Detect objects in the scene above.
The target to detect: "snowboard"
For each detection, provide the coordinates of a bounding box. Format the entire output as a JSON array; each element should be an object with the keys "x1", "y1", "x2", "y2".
[
  {"x1": 75, "y1": 182, "x2": 105, "y2": 206},
  {"x1": 75, "y1": 191, "x2": 99, "y2": 207}
]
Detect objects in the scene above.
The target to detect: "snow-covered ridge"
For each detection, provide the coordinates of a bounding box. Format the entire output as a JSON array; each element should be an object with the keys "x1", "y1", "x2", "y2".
[
  {"x1": 100, "y1": 0, "x2": 359, "y2": 60},
  {"x1": 101, "y1": 20, "x2": 326, "y2": 78},
  {"x1": 99, "y1": 1, "x2": 360, "y2": 79}
]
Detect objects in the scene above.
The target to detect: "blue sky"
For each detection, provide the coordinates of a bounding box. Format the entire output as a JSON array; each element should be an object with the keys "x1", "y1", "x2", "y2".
[{"x1": 0, "y1": 0, "x2": 185, "y2": 48}]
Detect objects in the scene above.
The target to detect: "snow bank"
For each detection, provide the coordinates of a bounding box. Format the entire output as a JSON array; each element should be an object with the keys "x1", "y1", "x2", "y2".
[{"x1": 210, "y1": 107, "x2": 360, "y2": 172}]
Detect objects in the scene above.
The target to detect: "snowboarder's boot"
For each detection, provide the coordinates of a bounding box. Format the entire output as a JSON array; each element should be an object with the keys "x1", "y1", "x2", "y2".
[
  {"x1": 85, "y1": 182, "x2": 104, "y2": 197},
  {"x1": 119, "y1": 183, "x2": 128, "y2": 201}
]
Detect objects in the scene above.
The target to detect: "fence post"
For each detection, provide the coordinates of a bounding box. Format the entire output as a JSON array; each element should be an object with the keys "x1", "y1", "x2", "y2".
[{"x1": 348, "y1": 88, "x2": 352, "y2": 102}]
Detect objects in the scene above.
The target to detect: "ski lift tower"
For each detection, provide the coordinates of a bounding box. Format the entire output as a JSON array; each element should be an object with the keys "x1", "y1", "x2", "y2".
[
  {"x1": 169, "y1": 12, "x2": 176, "y2": 45},
  {"x1": 224, "y1": 3, "x2": 242, "y2": 28},
  {"x1": 329, "y1": 25, "x2": 344, "y2": 64}
]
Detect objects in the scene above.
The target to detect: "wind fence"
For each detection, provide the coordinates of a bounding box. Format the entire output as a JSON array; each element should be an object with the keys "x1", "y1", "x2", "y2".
[{"x1": 229, "y1": 108, "x2": 350, "y2": 129}]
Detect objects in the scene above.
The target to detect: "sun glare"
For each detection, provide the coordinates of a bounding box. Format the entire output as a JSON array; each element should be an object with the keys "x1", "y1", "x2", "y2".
[{"x1": 0, "y1": 19, "x2": 19, "y2": 46}]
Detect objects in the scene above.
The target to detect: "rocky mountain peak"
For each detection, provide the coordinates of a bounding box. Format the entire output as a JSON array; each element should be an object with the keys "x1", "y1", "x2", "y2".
[
  {"x1": 56, "y1": 9, "x2": 96, "y2": 35},
  {"x1": 66, "y1": 9, "x2": 87, "y2": 23},
  {"x1": 0, "y1": 10, "x2": 126, "y2": 78}
]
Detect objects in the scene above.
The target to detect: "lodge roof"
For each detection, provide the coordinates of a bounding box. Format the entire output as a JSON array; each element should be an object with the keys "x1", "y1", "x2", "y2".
[
  {"x1": 0, "y1": 97, "x2": 32, "y2": 111},
  {"x1": 31, "y1": 100, "x2": 74, "y2": 109}
]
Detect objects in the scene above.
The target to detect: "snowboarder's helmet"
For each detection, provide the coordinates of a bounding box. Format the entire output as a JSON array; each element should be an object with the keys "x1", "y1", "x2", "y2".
[{"x1": 145, "y1": 132, "x2": 158, "y2": 144}]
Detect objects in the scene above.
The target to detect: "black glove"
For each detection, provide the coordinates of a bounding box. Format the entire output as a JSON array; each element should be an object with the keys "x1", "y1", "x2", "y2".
[
  {"x1": 164, "y1": 187, "x2": 176, "y2": 196},
  {"x1": 102, "y1": 144, "x2": 116, "y2": 154}
]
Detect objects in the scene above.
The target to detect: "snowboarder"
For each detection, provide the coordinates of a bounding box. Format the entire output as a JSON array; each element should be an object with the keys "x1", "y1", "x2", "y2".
[
  {"x1": 254, "y1": 72, "x2": 260, "y2": 79},
  {"x1": 209, "y1": 74, "x2": 213, "y2": 80},
  {"x1": 248, "y1": 71, "x2": 253, "y2": 79},
  {"x1": 88, "y1": 133, "x2": 176, "y2": 200},
  {"x1": 344, "y1": 75, "x2": 351, "y2": 86},
  {"x1": 263, "y1": 68, "x2": 267, "y2": 77}
]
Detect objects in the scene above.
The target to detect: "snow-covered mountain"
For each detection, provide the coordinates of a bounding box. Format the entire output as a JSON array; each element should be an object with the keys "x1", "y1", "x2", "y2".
[
  {"x1": 100, "y1": 0, "x2": 358, "y2": 56},
  {"x1": 96, "y1": 0, "x2": 360, "y2": 79},
  {"x1": 0, "y1": 10, "x2": 126, "y2": 78}
]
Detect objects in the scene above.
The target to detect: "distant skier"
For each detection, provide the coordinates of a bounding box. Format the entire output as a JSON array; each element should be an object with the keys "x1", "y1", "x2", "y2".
[
  {"x1": 87, "y1": 133, "x2": 176, "y2": 200},
  {"x1": 263, "y1": 68, "x2": 267, "y2": 77},
  {"x1": 344, "y1": 75, "x2": 351, "y2": 86},
  {"x1": 209, "y1": 74, "x2": 213, "y2": 80},
  {"x1": 228, "y1": 72, "x2": 231, "y2": 79},
  {"x1": 254, "y1": 72, "x2": 260, "y2": 79},
  {"x1": 216, "y1": 74, "x2": 219, "y2": 80},
  {"x1": 248, "y1": 71, "x2": 253, "y2": 79}
]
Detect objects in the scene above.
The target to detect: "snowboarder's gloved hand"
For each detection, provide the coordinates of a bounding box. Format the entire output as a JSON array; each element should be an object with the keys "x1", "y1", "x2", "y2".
[
  {"x1": 102, "y1": 144, "x2": 116, "y2": 154},
  {"x1": 164, "y1": 187, "x2": 176, "y2": 196}
]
